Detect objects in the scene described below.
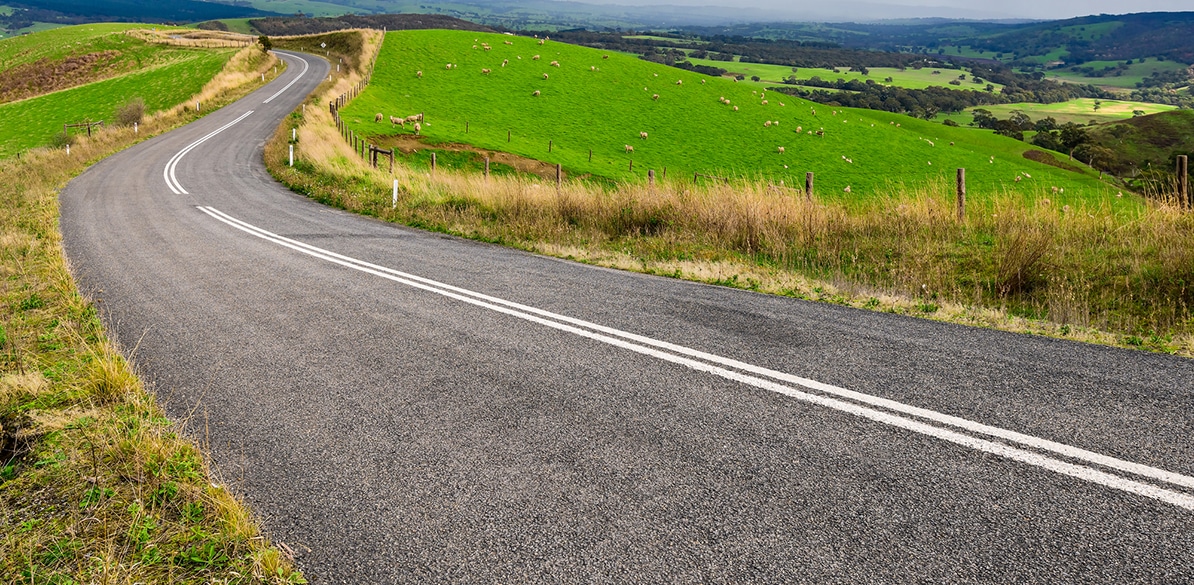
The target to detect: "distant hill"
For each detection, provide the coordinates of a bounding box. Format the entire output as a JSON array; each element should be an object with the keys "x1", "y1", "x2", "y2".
[
  {"x1": 1085, "y1": 110, "x2": 1194, "y2": 180},
  {"x1": 250, "y1": 14, "x2": 491, "y2": 37},
  {"x1": 3, "y1": 0, "x2": 275, "y2": 28}
]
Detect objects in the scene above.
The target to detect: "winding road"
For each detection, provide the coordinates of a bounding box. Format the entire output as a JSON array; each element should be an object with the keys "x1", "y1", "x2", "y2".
[{"x1": 60, "y1": 51, "x2": 1194, "y2": 583}]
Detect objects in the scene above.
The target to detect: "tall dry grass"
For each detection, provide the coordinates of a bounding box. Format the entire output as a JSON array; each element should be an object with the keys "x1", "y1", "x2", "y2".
[{"x1": 1, "y1": 45, "x2": 306, "y2": 582}]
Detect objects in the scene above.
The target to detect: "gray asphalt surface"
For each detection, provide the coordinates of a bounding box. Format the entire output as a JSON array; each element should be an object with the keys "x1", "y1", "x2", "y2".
[{"x1": 60, "y1": 51, "x2": 1194, "y2": 583}]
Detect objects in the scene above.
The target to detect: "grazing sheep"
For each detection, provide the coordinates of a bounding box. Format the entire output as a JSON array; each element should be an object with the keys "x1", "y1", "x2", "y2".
[
  {"x1": 625, "y1": 144, "x2": 634, "y2": 152},
  {"x1": 950, "y1": 141, "x2": 955, "y2": 146},
  {"x1": 375, "y1": 113, "x2": 384, "y2": 123},
  {"x1": 652, "y1": 94, "x2": 660, "y2": 100},
  {"x1": 504, "y1": 40, "x2": 513, "y2": 45},
  {"x1": 844, "y1": 186, "x2": 852, "y2": 193},
  {"x1": 654, "y1": 73, "x2": 658, "y2": 77},
  {"x1": 446, "y1": 63, "x2": 453, "y2": 69},
  {"x1": 413, "y1": 122, "x2": 421, "y2": 135},
  {"x1": 472, "y1": 45, "x2": 477, "y2": 49},
  {"x1": 811, "y1": 109, "x2": 816, "y2": 116},
  {"x1": 591, "y1": 66, "x2": 596, "y2": 71},
  {"x1": 482, "y1": 68, "x2": 491, "y2": 75},
  {"x1": 640, "y1": 131, "x2": 648, "y2": 139},
  {"x1": 532, "y1": 90, "x2": 540, "y2": 96},
  {"x1": 761, "y1": 100, "x2": 769, "y2": 105},
  {"x1": 777, "y1": 146, "x2": 785, "y2": 154},
  {"x1": 773, "y1": 120, "x2": 780, "y2": 126},
  {"x1": 550, "y1": 60, "x2": 560, "y2": 67},
  {"x1": 796, "y1": 126, "x2": 802, "y2": 133},
  {"x1": 543, "y1": 73, "x2": 549, "y2": 79},
  {"x1": 765, "y1": 121, "x2": 772, "y2": 127},
  {"x1": 815, "y1": 130, "x2": 824, "y2": 136},
  {"x1": 416, "y1": 70, "x2": 422, "y2": 78},
  {"x1": 733, "y1": 105, "x2": 738, "y2": 111},
  {"x1": 1015, "y1": 176, "x2": 1022, "y2": 182},
  {"x1": 603, "y1": 54, "x2": 609, "y2": 59},
  {"x1": 538, "y1": 39, "x2": 545, "y2": 45},
  {"x1": 484, "y1": 46, "x2": 491, "y2": 51},
  {"x1": 390, "y1": 116, "x2": 401, "y2": 125},
  {"x1": 676, "y1": 79, "x2": 682, "y2": 85},
  {"x1": 533, "y1": 55, "x2": 541, "y2": 60},
  {"x1": 779, "y1": 102, "x2": 785, "y2": 106},
  {"x1": 502, "y1": 59, "x2": 509, "y2": 67},
  {"x1": 701, "y1": 79, "x2": 705, "y2": 84}
]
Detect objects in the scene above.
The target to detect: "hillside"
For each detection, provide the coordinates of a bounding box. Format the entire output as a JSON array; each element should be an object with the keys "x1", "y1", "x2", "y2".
[
  {"x1": 1084, "y1": 109, "x2": 1194, "y2": 179},
  {"x1": 339, "y1": 30, "x2": 1114, "y2": 201}
]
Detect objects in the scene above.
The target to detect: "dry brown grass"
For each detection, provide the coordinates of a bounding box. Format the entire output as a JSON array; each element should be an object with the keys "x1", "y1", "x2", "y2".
[
  {"x1": 126, "y1": 28, "x2": 256, "y2": 49},
  {"x1": 265, "y1": 28, "x2": 1194, "y2": 357},
  {"x1": 1, "y1": 45, "x2": 305, "y2": 583}
]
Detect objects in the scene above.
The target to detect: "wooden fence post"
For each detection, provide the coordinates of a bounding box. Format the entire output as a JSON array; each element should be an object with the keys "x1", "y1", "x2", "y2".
[
  {"x1": 466, "y1": 121, "x2": 469, "y2": 133},
  {"x1": 485, "y1": 157, "x2": 490, "y2": 178},
  {"x1": 956, "y1": 168, "x2": 966, "y2": 222},
  {"x1": 556, "y1": 163, "x2": 562, "y2": 187},
  {"x1": 588, "y1": 149, "x2": 592, "y2": 162},
  {"x1": 629, "y1": 159, "x2": 633, "y2": 172},
  {"x1": 549, "y1": 139, "x2": 552, "y2": 153},
  {"x1": 648, "y1": 169, "x2": 655, "y2": 186},
  {"x1": 431, "y1": 152, "x2": 436, "y2": 172},
  {"x1": 805, "y1": 172, "x2": 814, "y2": 201},
  {"x1": 1178, "y1": 155, "x2": 1189, "y2": 208},
  {"x1": 507, "y1": 130, "x2": 511, "y2": 143}
]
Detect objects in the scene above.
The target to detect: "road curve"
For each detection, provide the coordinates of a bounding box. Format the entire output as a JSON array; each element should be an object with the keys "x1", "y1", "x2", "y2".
[{"x1": 61, "y1": 51, "x2": 1194, "y2": 583}]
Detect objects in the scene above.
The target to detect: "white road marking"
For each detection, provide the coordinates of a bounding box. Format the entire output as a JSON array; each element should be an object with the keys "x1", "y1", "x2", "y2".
[
  {"x1": 263, "y1": 52, "x2": 310, "y2": 104},
  {"x1": 198, "y1": 205, "x2": 1194, "y2": 511},
  {"x1": 163, "y1": 111, "x2": 254, "y2": 195}
]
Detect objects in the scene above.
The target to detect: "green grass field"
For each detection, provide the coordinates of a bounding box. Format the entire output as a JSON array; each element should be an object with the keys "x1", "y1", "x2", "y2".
[
  {"x1": 0, "y1": 23, "x2": 174, "y2": 69},
  {"x1": 0, "y1": 48, "x2": 233, "y2": 157},
  {"x1": 938, "y1": 98, "x2": 1177, "y2": 127},
  {"x1": 687, "y1": 56, "x2": 1006, "y2": 92},
  {"x1": 340, "y1": 30, "x2": 1118, "y2": 202},
  {"x1": 1046, "y1": 57, "x2": 1189, "y2": 89}
]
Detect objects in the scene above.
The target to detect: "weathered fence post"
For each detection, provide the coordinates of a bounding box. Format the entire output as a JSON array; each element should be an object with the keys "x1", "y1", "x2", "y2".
[
  {"x1": 588, "y1": 149, "x2": 592, "y2": 162},
  {"x1": 1178, "y1": 155, "x2": 1189, "y2": 208},
  {"x1": 648, "y1": 169, "x2": 655, "y2": 186},
  {"x1": 549, "y1": 139, "x2": 552, "y2": 153},
  {"x1": 466, "y1": 121, "x2": 469, "y2": 133},
  {"x1": 956, "y1": 168, "x2": 966, "y2": 222},
  {"x1": 805, "y1": 172, "x2": 814, "y2": 201},
  {"x1": 485, "y1": 157, "x2": 490, "y2": 178},
  {"x1": 431, "y1": 152, "x2": 437, "y2": 172},
  {"x1": 556, "y1": 163, "x2": 562, "y2": 187},
  {"x1": 694, "y1": 171, "x2": 699, "y2": 183},
  {"x1": 663, "y1": 167, "x2": 667, "y2": 180},
  {"x1": 629, "y1": 159, "x2": 633, "y2": 172},
  {"x1": 389, "y1": 151, "x2": 394, "y2": 174},
  {"x1": 507, "y1": 130, "x2": 511, "y2": 143}
]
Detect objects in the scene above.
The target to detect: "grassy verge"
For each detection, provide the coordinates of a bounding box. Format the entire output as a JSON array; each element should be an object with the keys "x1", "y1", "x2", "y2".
[{"x1": 0, "y1": 46, "x2": 305, "y2": 583}]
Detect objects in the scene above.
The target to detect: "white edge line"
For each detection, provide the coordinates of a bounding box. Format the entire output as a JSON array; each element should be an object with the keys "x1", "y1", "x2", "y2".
[
  {"x1": 197, "y1": 205, "x2": 1194, "y2": 512},
  {"x1": 263, "y1": 52, "x2": 310, "y2": 104},
  {"x1": 163, "y1": 111, "x2": 254, "y2": 194},
  {"x1": 200, "y1": 206, "x2": 1194, "y2": 493}
]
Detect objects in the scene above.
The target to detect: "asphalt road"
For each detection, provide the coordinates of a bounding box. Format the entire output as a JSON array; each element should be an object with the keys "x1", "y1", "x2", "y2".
[{"x1": 60, "y1": 51, "x2": 1194, "y2": 583}]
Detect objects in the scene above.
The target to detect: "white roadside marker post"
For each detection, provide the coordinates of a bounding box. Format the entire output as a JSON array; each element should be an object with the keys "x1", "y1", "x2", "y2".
[
  {"x1": 392, "y1": 179, "x2": 398, "y2": 209},
  {"x1": 66, "y1": 144, "x2": 70, "y2": 156},
  {"x1": 289, "y1": 144, "x2": 294, "y2": 167},
  {"x1": 134, "y1": 122, "x2": 138, "y2": 134},
  {"x1": 292, "y1": 128, "x2": 296, "y2": 141}
]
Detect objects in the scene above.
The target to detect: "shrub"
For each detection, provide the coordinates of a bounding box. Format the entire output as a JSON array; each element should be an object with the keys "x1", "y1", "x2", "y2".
[
  {"x1": 47, "y1": 130, "x2": 76, "y2": 149},
  {"x1": 114, "y1": 97, "x2": 145, "y2": 127}
]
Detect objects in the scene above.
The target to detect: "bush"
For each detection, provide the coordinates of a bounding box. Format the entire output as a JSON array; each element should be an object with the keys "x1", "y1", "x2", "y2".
[
  {"x1": 48, "y1": 130, "x2": 76, "y2": 149},
  {"x1": 114, "y1": 97, "x2": 145, "y2": 127}
]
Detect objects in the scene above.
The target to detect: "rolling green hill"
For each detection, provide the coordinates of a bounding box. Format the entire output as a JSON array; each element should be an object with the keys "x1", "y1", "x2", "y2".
[
  {"x1": 340, "y1": 30, "x2": 1117, "y2": 203},
  {"x1": 0, "y1": 24, "x2": 237, "y2": 157}
]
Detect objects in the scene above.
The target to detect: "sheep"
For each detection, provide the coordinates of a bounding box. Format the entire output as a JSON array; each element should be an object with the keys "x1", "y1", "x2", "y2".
[
  {"x1": 765, "y1": 121, "x2": 772, "y2": 127},
  {"x1": 676, "y1": 79, "x2": 682, "y2": 85},
  {"x1": 550, "y1": 60, "x2": 560, "y2": 67},
  {"x1": 532, "y1": 90, "x2": 541, "y2": 96},
  {"x1": 538, "y1": 39, "x2": 545, "y2": 45},
  {"x1": 761, "y1": 100, "x2": 769, "y2": 105},
  {"x1": 701, "y1": 79, "x2": 705, "y2": 84},
  {"x1": 773, "y1": 120, "x2": 780, "y2": 126},
  {"x1": 815, "y1": 130, "x2": 824, "y2": 136},
  {"x1": 844, "y1": 186, "x2": 852, "y2": 193},
  {"x1": 602, "y1": 54, "x2": 609, "y2": 59},
  {"x1": 504, "y1": 40, "x2": 513, "y2": 45},
  {"x1": 416, "y1": 70, "x2": 423, "y2": 78},
  {"x1": 779, "y1": 102, "x2": 785, "y2": 106},
  {"x1": 375, "y1": 112, "x2": 384, "y2": 123},
  {"x1": 413, "y1": 122, "x2": 421, "y2": 135},
  {"x1": 590, "y1": 66, "x2": 596, "y2": 71},
  {"x1": 777, "y1": 146, "x2": 785, "y2": 154},
  {"x1": 482, "y1": 68, "x2": 491, "y2": 75},
  {"x1": 639, "y1": 131, "x2": 648, "y2": 140},
  {"x1": 390, "y1": 116, "x2": 401, "y2": 125},
  {"x1": 543, "y1": 73, "x2": 549, "y2": 79},
  {"x1": 625, "y1": 144, "x2": 634, "y2": 152},
  {"x1": 502, "y1": 59, "x2": 509, "y2": 67},
  {"x1": 533, "y1": 54, "x2": 541, "y2": 60},
  {"x1": 796, "y1": 126, "x2": 802, "y2": 133},
  {"x1": 446, "y1": 63, "x2": 453, "y2": 69},
  {"x1": 652, "y1": 94, "x2": 660, "y2": 100},
  {"x1": 733, "y1": 105, "x2": 738, "y2": 111}
]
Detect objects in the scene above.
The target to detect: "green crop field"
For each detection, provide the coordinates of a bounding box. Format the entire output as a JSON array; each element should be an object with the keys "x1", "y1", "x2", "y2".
[
  {"x1": 687, "y1": 56, "x2": 1006, "y2": 92},
  {"x1": 0, "y1": 46, "x2": 233, "y2": 157},
  {"x1": 938, "y1": 98, "x2": 1178, "y2": 127},
  {"x1": 341, "y1": 30, "x2": 1120, "y2": 202}
]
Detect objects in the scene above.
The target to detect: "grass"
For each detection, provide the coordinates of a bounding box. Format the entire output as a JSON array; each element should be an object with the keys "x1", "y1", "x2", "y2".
[
  {"x1": 1047, "y1": 57, "x2": 1189, "y2": 90},
  {"x1": 938, "y1": 98, "x2": 1178, "y2": 127},
  {"x1": 341, "y1": 30, "x2": 1116, "y2": 200},
  {"x1": 0, "y1": 23, "x2": 177, "y2": 72},
  {"x1": 0, "y1": 48, "x2": 235, "y2": 158},
  {"x1": 272, "y1": 29, "x2": 1194, "y2": 358},
  {"x1": 687, "y1": 56, "x2": 1007, "y2": 92},
  {"x1": 0, "y1": 43, "x2": 304, "y2": 583}
]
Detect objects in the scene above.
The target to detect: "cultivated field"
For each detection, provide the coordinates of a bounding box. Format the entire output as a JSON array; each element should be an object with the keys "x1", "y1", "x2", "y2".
[
  {"x1": 686, "y1": 56, "x2": 1007, "y2": 92},
  {"x1": 1046, "y1": 57, "x2": 1189, "y2": 89},
  {"x1": 341, "y1": 30, "x2": 1114, "y2": 200},
  {"x1": 938, "y1": 98, "x2": 1178, "y2": 127}
]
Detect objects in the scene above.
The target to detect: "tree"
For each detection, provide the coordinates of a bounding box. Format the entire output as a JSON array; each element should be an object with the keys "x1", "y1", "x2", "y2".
[{"x1": 258, "y1": 35, "x2": 272, "y2": 52}]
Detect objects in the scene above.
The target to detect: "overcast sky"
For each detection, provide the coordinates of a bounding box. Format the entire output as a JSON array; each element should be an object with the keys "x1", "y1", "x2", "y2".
[{"x1": 578, "y1": 0, "x2": 1192, "y2": 20}]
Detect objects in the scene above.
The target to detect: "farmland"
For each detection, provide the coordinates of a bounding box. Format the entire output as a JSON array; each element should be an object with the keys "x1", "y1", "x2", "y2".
[
  {"x1": 340, "y1": 30, "x2": 1114, "y2": 202},
  {"x1": 1046, "y1": 57, "x2": 1190, "y2": 90},
  {"x1": 0, "y1": 24, "x2": 238, "y2": 157},
  {"x1": 686, "y1": 56, "x2": 1007, "y2": 92},
  {"x1": 938, "y1": 98, "x2": 1177, "y2": 127}
]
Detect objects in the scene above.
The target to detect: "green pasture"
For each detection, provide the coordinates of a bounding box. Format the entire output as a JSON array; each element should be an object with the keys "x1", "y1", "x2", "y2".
[
  {"x1": 211, "y1": 18, "x2": 258, "y2": 35},
  {"x1": 939, "y1": 98, "x2": 1177, "y2": 127},
  {"x1": 0, "y1": 49, "x2": 233, "y2": 157},
  {"x1": 1046, "y1": 57, "x2": 1189, "y2": 89},
  {"x1": 341, "y1": 30, "x2": 1118, "y2": 202},
  {"x1": 0, "y1": 23, "x2": 179, "y2": 69},
  {"x1": 686, "y1": 56, "x2": 1005, "y2": 92}
]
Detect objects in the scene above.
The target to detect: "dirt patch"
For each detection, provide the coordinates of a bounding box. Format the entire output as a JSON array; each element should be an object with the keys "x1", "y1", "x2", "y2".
[
  {"x1": 371, "y1": 133, "x2": 579, "y2": 180},
  {"x1": 1023, "y1": 149, "x2": 1087, "y2": 173},
  {"x1": 0, "y1": 51, "x2": 124, "y2": 105}
]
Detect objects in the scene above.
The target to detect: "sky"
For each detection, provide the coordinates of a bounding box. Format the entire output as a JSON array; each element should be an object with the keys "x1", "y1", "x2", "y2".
[{"x1": 577, "y1": 0, "x2": 1193, "y2": 20}]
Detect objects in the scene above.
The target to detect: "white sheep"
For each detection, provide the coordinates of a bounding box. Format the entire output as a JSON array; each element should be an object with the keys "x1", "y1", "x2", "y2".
[
  {"x1": 777, "y1": 146, "x2": 785, "y2": 153},
  {"x1": 445, "y1": 63, "x2": 452, "y2": 69},
  {"x1": 602, "y1": 54, "x2": 609, "y2": 59},
  {"x1": 504, "y1": 40, "x2": 513, "y2": 45},
  {"x1": 413, "y1": 122, "x2": 421, "y2": 135},
  {"x1": 701, "y1": 79, "x2": 705, "y2": 84},
  {"x1": 543, "y1": 73, "x2": 549, "y2": 79},
  {"x1": 502, "y1": 59, "x2": 508, "y2": 67},
  {"x1": 765, "y1": 121, "x2": 772, "y2": 127},
  {"x1": 625, "y1": 144, "x2": 634, "y2": 152},
  {"x1": 375, "y1": 112, "x2": 383, "y2": 122},
  {"x1": 538, "y1": 39, "x2": 545, "y2": 45},
  {"x1": 482, "y1": 68, "x2": 491, "y2": 75},
  {"x1": 733, "y1": 105, "x2": 738, "y2": 111},
  {"x1": 761, "y1": 100, "x2": 769, "y2": 105},
  {"x1": 796, "y1": 126, "x2": 802, "y2": 133},
  {"x1": 590, "y1": 66, "x2": 596, "y2": 71},
  {"x1": 844, "y1": 186, "x2": 852, "y2": 193},
  {"x1": 640, "y1": 131, "x2": 648, "y2": 139},
  {"x1": 532, "y1": 90, "x2": 540, "y2": 96},
  {"x1": 676, "y1": 79, "x2": 682, "y2": 85},
  {"x1": 550, "y1": 60, "x2": 560, "y2": 67},
  {"x1": 533, "y1": 54, "x2": 541, "y2": 60},
  {"x1": 652, "y1": 94, "x2": 660, "y2": 100},
  {"x1": 416, "y1": 70, "x2": 422, "y2": 78},
  {"x1": 390, "y1": 116, "x2": 401, "y2": 125}
]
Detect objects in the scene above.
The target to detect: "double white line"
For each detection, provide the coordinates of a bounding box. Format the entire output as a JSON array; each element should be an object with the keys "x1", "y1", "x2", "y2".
[
  {"x1": 198, "y1": 205, "x2": 1194, "y2": 511},
  {"x1": 263, "y1": 52, "x2": 310, "y2": 104},
  {"x1": 164, "y1": 111, "x2": 253, "y2": 195}
]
